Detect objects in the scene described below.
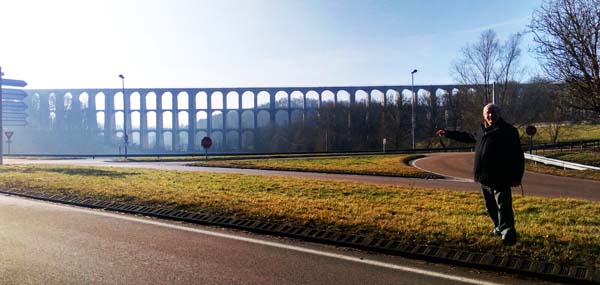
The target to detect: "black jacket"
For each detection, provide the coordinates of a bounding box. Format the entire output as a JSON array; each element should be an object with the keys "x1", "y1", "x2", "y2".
[{"x1": 445, "y1": 119, "x2": 525, "y2": 187}]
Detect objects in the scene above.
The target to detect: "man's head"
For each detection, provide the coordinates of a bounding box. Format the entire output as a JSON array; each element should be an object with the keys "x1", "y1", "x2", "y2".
[{"x1": 483, "y1": 103, "x2": 501, "y2": 126}]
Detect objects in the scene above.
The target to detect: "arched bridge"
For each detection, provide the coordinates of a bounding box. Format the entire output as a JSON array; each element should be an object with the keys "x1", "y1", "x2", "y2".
[{"x1": 24, "y1": 85, "x2": 467, "y2": 153}]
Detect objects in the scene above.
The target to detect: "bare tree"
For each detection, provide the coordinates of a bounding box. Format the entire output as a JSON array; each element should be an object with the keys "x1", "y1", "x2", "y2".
[
  {"x1": 529, "y1": 0, "x2": 600, "y2": 119},
  {"x1": 451, "y1": 29, "x2": 523, "y2": 106}
]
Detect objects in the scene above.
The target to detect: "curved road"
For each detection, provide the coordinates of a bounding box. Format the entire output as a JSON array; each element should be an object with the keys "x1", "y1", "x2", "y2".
[{"x1": 413, "y1": 152, "x2": 600, "y2": 201}]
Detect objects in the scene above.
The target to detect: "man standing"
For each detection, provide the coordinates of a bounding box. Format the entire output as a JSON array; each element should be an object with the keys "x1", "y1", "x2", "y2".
[{"x1": 436, "y1": 103, "x2": 524, "y2": 246}]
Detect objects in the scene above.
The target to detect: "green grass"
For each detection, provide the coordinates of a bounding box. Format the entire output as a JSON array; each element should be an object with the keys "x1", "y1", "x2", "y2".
[
  {"x1": 522, "y1": 150, "x2": 600, "y2": 180},
  {"x1": 546, "y1": 151, "x2": 600, "y2": 167},
  {"x1": 520, "y1": 123, "x2": 600, "y2": 144},
  {"x1": 123, "y1": 152, "x2": 392, "y2": 163},
  {"x1": 189, "y1": 154, "x2": 438, "y2": 178},
  {"x1": 526, "y1": 161, "x2": 600, "y2": 181},
  {"x1": 0, "y1": 164, "x2": 598, "y2": 268}
]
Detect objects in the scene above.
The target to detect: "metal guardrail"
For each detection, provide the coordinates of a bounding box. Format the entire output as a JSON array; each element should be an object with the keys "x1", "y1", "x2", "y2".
[
  {"x1": 525, "y1": 139, "x2": 600, "y2": 153},
  {"x1": 524, "y1": 153, "x2": 600, "y2": 171}
]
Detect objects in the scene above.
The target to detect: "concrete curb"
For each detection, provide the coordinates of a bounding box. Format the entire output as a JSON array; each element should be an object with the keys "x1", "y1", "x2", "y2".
[{"x1": 1, "y1": 188, "x2": 597, "y2": 285}]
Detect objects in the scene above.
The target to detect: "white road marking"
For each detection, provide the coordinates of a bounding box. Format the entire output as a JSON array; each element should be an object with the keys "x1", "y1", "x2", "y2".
[
  {"x1": 30, "y1": 198, "x2": 508, "y2": 285},
  {"x1": 411, "y1": 157, "x2": 474, "y2": 183}
]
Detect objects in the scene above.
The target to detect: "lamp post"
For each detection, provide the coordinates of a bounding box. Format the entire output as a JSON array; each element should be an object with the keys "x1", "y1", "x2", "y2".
[
  {"x1": 119, "y1": 74, "x2": 128, "y2": 159},
  {"x1": 492, "y1": 81, "x2": 495, "y2": 104},
  {"x1": 411, "y1": 69, "x2": 418, "y2": 150},
  {"x1": 0, "y1": 67, "x2": 4, "y2": 165}
]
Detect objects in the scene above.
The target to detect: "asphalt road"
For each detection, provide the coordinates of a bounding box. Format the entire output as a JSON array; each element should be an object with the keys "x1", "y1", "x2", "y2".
[
  {"x1": 412, "y1": 152, "x2": 600, "y2": 201},
  {"x1": 0, "y1": 194, "x2": 563, "y2": 285}
]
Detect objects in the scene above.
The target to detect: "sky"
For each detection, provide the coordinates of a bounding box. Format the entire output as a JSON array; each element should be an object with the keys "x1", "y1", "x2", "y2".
[{"x1": 0, "y1": 0, "x2": 543, "y2": 89}]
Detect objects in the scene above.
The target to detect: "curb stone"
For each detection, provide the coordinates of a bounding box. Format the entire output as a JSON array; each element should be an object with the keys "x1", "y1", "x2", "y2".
[{"x1": 0, "y1": 188, "x2": 597, "y2": 285}]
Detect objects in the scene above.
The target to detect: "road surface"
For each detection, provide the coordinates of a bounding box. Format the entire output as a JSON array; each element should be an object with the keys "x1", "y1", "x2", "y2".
[
  {"x1": 412, "y1": 152, "x2": 600, "y2": 201},
  {"x1": 0, "y1": 194, "x2": 562, "y2": 284}
]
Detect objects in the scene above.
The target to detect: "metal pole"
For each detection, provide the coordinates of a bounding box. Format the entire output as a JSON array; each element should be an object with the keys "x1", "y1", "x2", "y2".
[
  {"x1": 119, "y1": 74, "x2": 128, "y2": 159},
  {"x1": 0, "y1": 66, "x2": 3, "y2": 165},
  {"x1": 492, "y1": 81, "x2": 495, "y2": 104},
  {"x1": 411, "y1": 69, "x2": 417, "y2": 150}
]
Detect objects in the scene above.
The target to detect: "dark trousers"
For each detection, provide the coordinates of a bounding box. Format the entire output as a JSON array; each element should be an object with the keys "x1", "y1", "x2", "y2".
[{"x1": 481, "y1": 184, "x2": 516, "y2": 239}]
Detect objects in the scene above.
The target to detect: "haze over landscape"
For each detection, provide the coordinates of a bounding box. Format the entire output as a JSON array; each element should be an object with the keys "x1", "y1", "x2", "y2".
[{"x1": 0, "y1": 0, "x2": 542, "y2": 89}]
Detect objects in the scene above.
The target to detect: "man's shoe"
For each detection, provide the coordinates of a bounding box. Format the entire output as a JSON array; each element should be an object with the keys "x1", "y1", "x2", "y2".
[{"x1": 502, "y1": 233, "x2": 517, "y2": 246}]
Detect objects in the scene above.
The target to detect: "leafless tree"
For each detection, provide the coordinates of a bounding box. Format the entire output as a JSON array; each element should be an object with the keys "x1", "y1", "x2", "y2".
[
  {"x1": 451, "y1": 29, "x2": 524, "y2": 106},
  {"x1": 529, "y1": 0, "x2": 600, "y2": 119}
]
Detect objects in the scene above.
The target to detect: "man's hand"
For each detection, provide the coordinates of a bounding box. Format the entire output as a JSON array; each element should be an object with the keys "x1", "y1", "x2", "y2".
[{"x1": 435, "y1": 129, "x2": 446, "y2": 137}]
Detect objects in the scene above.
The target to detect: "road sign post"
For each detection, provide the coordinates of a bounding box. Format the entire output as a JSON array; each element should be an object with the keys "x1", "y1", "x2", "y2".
[
  {"x1": 526, "y1": 125, "x2": 537, "y2": 154},
  {"x1": 1, "y1": 66, "x2": 4, "y2": 165},
  {"x1": 0, "y1": 67, "x2": 28, "y2": 165},
  {"x1": 4, "y1": 131, "x2": 13, "y2": 155},
  {"x1": 201, "y1": 136, "x2": 212, "y2": 161}
]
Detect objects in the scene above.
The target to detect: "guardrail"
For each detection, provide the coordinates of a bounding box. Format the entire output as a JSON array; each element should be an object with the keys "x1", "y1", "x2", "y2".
[
  {"x1": 525, "y1": 139, "x2": 600, "y2": 153},
  {"x1": 524, "y1": 153, "x2": 600, "y2": 171}
]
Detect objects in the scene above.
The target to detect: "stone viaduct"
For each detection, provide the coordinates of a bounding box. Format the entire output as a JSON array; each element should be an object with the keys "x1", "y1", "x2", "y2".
[{"x1": 24, "y1": 85, "x2": 466, "y2": 152}]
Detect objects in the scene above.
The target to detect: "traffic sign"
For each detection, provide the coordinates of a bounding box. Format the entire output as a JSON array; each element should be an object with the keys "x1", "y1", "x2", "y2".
[
  {"x1": 2, "y1": 112, "x2": 27, "y2": 119},
  {"x1": 201, "y1": 136, "x2": 213, "y2": 149},
  {"x1": 4, "y1": 131, "x2": 13, "y2": 140},
  {"x1": 3, "y1": 120, "x2": 27, "y2": 126},
  {"x1": 1, "y1": 78, "x2": 27, "y2": 87},
  {"x1": 1, "y1": 101, "x2": 27, "y2": 112},
  {"x1": 0, "y1": 68, "x2": 28, "y2": 164},
  {"x1": 526, "y1": 125, "x2": 537, "y2": 136},
  {"x1": 0, "y1": 88, "x2": 27, "y2": 100}
]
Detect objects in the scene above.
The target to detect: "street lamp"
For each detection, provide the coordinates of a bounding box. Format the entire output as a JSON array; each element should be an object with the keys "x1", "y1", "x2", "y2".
[
  {"x1": 411, "y1": 69, "x2": 418, "y2": 150},
  {"x1": 119, "y1": 74, "x2": 128, "y2": 159}
]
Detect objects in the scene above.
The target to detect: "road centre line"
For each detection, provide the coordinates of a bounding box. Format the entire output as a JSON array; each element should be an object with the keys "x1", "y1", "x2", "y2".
[{"x1": 39, "y1": 198, "x2": 506, "y2": 285}]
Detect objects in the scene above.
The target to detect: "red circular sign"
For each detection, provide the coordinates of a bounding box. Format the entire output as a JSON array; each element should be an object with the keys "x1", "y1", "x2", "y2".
[
  {"x1": 201, "y1": 136, "x2": 212, "y2": 149},
  {"x1": 526, "y1": 125, "x2": 537, "y2": 136}
]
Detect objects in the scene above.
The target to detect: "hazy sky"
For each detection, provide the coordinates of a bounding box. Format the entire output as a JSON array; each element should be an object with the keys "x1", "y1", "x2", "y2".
[{"x1": 0, "y1": 0, "x2": 542, "y2": 89}]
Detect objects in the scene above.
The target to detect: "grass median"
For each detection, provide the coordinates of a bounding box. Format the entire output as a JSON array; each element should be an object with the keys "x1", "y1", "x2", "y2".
[
  {"x1": 0, "y1": 164, "x2": 598, "y2": 269},
  {"x1": 189, "y1": 152, "x2": 600, "y2": 181},
  {"x1": 189, "y1": 154, "x2": 438, "y2": 178}
]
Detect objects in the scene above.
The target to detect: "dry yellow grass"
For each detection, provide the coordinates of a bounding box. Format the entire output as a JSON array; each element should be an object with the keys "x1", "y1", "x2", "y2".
[{"x1": 190, "y1": 154, "x2": 437, "y2": 178}]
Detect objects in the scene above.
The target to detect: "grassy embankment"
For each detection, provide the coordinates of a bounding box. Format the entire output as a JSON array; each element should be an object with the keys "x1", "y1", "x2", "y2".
[
  {"x1": 520, "y1": 123, "x2": 600, "y2": 144},
  {"x1": 190, "y1": 154, "x2": 437, "y2": 178},
  {"x1": 189, "y1": 151, "x2": 600, "y2": 181},
  {"x1": 526, "y1": 148, "x2": 600, "y2": 181},
  {"x1": 546, "y1": 151, "x2": 600, "y2": 167},
  {"x1": 525, "y1": 161, "x2": 600, "y2": 181},
  {"x1": 527, "y1": 125, "x2": 600, "y2": 180},
  {"x1": 0, "y1": 164, "x2": 597, "y2": 268},
  {"x1": 516, "y1": 123, "x2": 600, "y2": 180}
]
